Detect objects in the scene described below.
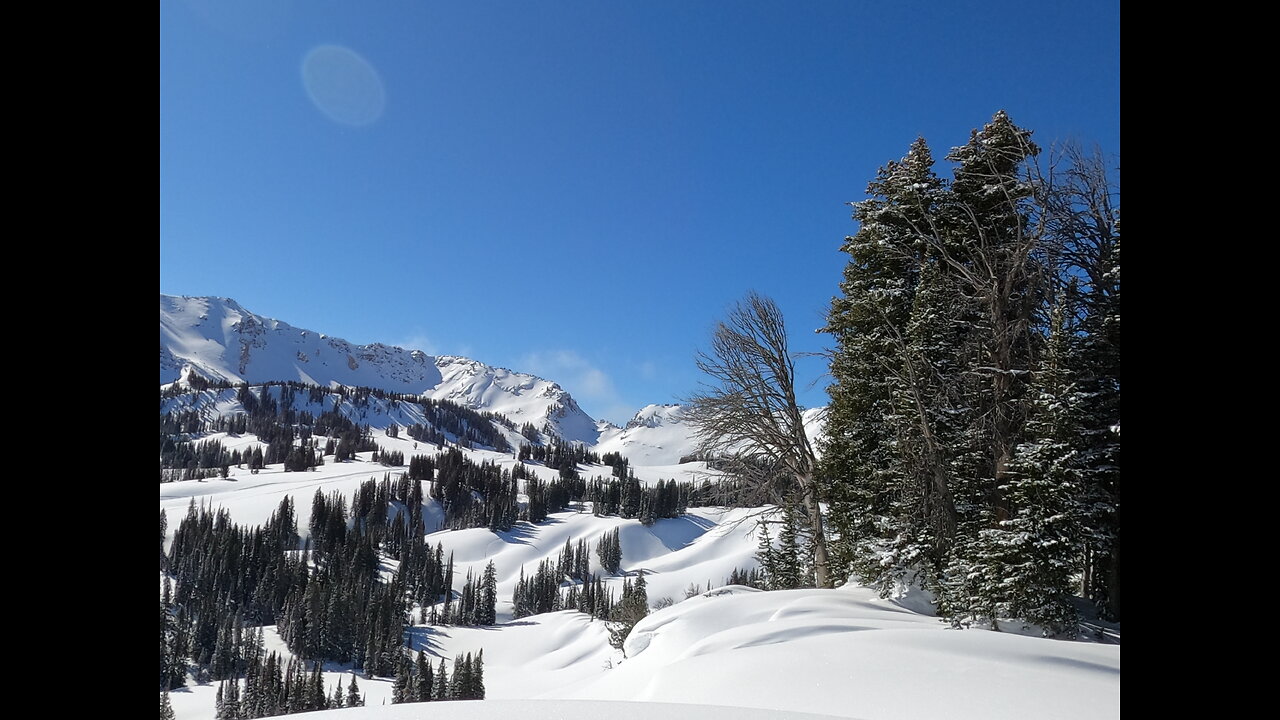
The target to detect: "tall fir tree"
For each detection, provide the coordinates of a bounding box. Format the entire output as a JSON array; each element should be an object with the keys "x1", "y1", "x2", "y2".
[
  {"x1": 820, "y1": 137, "x2": 947, "y2": 592},
  {"x1": 416, "y1": 650, "x2": 433, "y2": 702},
  {"x1": 478, "y1": 560, "x2": 498, "y2": 625},
  {"x1": 820, "y1": 111, "x2": 1118, "y2": 629},
  {"x1": 433, "y1": 658, "x2": 449, "y2": 701},
  {"x1": 346, "y1": 673, "x2": 363, "y2": 708},
  {"x1": 968, "y1": 306, "x2": 1085, "y2": 633}
]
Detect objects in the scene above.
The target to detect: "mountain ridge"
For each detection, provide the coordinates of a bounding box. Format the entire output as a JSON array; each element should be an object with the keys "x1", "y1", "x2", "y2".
[
  {"x1": 160, "y1": 294, "x2": 824, "y2": 464},
  {"x1": 160, "y1": 294, "x2": 603, "y2": 444}
]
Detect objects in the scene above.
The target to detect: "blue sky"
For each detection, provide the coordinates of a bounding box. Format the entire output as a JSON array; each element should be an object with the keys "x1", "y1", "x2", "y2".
[{"x1": 160, "y1": 1, "x2": 1120, "y2": 424}]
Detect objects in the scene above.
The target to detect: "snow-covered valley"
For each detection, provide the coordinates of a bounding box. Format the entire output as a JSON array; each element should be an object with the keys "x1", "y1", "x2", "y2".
[{"x1": 161, "y1": 439, "x2": 1118, "y2": 720}]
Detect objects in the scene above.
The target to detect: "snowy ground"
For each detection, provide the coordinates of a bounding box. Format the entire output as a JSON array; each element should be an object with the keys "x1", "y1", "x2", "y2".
[
  {"x1": 162, "y1": 444, "x2": 1119, "y2": 720},
  {"x1": 299, "y1": 700, "x2": 849, "y2": 720}
]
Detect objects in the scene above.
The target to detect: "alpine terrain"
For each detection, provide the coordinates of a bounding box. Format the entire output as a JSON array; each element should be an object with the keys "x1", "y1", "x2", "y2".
[{"x1": 159, "y1": 294, "x2": 1120, "y2": 720}]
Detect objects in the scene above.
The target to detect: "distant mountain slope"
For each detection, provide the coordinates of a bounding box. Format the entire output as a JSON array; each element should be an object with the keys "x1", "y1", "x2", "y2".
[
  {"x1": 160, "y1": 295, "x2": 599, "y2": 443},
  {"x1": 595, "y1": 404, "x2": 695, "y2": 466},
  {"x1": 596, "y1": 404, "x2": 828, "y2": 466}
]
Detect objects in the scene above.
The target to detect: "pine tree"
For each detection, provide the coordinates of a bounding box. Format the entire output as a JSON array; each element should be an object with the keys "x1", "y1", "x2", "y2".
[
  {"x1": 473, "y1": 649, "x2": 486, "y2": 700},
  {"x1": 330, "y1": 680, "x2": 345, "y2": 709},
  {"x1": 450, "y1": 655, "x2": 465, "y2": 700},
  {"x1": 754, "y1": 519, "x2": 776, "y2": 590},
  {"x1": 969, "y1": 306, "x2": 1084, "y2": 633},
  {"x1": 776, "y1": 502, "x2": 804, "y2": 589},
  {"x1": 416, "y1": 650, "x2": 433, "y2": 701},
  {"x1": 821, "y1": 136, "x2": 945, "y2": 591},
  {"x1": 160, "y1": 692, "x2": 175, "y2": 720},
  {"x1": 820, "y1": 111, "x2": 1117, "y2": 630},
  {"x1": 609, "y1": 572, "x2": 650, "y2": 652},
  {"x1": 392, "y1": 655, "x2": 411, "y2": 704},
  {"x1": 346, "y1": 673, "x2": 363, "y2": 708},
  {"x1": 478, "y1": 560, "x2": 497, "y2": 625},
  {"x1": 433, "y1": 658, "x2": 449, "y2": 701}
]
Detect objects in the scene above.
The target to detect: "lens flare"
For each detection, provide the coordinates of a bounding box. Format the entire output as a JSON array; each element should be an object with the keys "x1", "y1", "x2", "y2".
[{"x1": 301, "y1": 45, "x2": 386, "y2": 126}]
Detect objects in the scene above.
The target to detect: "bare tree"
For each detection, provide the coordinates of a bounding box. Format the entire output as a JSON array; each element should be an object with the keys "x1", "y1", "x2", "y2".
[{"x1": 684, "y1": 291, "x2": 832, "y2": 588}]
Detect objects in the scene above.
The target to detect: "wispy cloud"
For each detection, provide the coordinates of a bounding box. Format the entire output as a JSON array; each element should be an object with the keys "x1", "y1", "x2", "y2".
[
  {"x1": 637, "y1": 360, "x2": 658, "y2": 381},
  {"x1": 521, "y1": 350, "x2": 633, "y2": 424},
  {"x1": 393, "y1": 329, "x2": 437, "y2": 355}
]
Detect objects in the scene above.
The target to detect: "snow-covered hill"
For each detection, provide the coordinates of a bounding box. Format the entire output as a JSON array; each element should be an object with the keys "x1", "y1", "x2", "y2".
[
  {"x1": 596, "y1": 404, "x2": 696, "y2": 466},
  {"x1": 161, "y1": 295, "x2": 599, "y2": 443},
  {"x1": 161, "y1": 446, "x2": 1119, "y2": 720}
]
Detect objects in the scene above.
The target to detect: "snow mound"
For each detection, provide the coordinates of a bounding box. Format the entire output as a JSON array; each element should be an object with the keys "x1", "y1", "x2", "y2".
[{"x1": 558, "y1": 586, "x2": 1120, "y2": 720}]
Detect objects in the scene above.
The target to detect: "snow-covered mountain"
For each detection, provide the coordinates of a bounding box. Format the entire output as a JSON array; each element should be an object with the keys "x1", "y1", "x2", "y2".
[
  {"x1": 596, "y1": 404, "x2": 828, "y2": 467},
  {"x1": 596, "y1": 404, "x2": 696, "y2": 466},
  {"x1": 160, "y1": 294, "x2": 825, "y2": 459},
  {"x1": 160, "y1": 295, "x2": 599, "y2": 443}
]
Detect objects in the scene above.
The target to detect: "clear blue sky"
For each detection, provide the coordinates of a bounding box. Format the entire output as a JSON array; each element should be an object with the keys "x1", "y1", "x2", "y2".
[{"x1": 160, "y1": 0, "x2": 1120, "y2": 424}]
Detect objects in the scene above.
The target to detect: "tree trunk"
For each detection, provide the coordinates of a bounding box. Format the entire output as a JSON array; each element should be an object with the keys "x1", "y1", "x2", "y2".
[{"x1": 797, "y1": 472, "x2": 832, "y2": 588}]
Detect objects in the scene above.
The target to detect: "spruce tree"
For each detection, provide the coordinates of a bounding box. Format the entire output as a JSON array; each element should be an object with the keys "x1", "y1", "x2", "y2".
[
  {"x1": 754, "y1": 520, "x2": 776, "y2": 590},
  {"x1": 478, "y1": 560, "x2": 498, "y2": 625},
  {"x1": 822, "y1": 112, "x2": 1062, "y2": 625},
  {"x1": 416, "y1": 650, "x2": 433, "y2": 702},
  {"x1": 433, "y1": 658, "x2": 449, "y2": 701},
  {"x1": 160, "y1": 692, "x2": 175, "y2": 720},
  {"x1": 821, "y1": 136, "x2": 945, "y2": 591},
  {"x1": 392, "y1": 655, "x2": 411, "y2": 704},
  {"x1": 969, "y1": 305, "x2": 1087, "y2": 634},
  {"x1": 346, "y1": 673, "x2": 363, "y2": 708},
  {"x1": 472, "y1": 649, "x2": 486, "y2": 700},
  {"x1": 776, "y1": 502, "x2": 804, "y2": 589}
]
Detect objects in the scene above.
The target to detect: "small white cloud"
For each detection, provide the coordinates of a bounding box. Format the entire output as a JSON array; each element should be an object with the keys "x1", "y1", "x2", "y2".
[
  {"x1": 393, "y1": 330, "x2": 438, "y2": 355},
  {"x1": 638, "y1": 360, "x2": 658, "y2": 381},
  {"x1": 521, "y1": 350, "x2": 630, "y2": 424}
]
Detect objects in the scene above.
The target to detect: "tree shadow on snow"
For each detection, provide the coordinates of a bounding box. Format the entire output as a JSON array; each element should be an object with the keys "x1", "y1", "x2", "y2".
[
  {"x1": 404, "y1": 625, "x2": 449, "y2": 658},
  {"x1": 647, "y1": 515, "x2": 716, "y2": 551}
]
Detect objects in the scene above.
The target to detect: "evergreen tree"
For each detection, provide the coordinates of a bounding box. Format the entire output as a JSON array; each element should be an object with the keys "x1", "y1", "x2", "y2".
[
  {"x1": 346, "y1": 673, "x2": 363, "y2": 708},
  {"x1": 595, "y1": 528, "x2": 622, "y2": 575},
  {"x1": 416, "y1": 650, "x2": 433, "y2": 702},
  {"x1": 820, "y1": 136, "x2": 948, "y2": 593},
  {"x1": 331, "y1": 680, "x2": 345, "y2": 709},
  {"x1": 392, "y1": 655, "x2": 411, "y2": 704},
  {"x1": 609, "y1": 572, "x2": 650, "y2": 652},
  {"x1": 776, "y1": 502, "x2": 804, "y2": 589},
  {"x1": 820, "y1": 111, "x2": 1119, "y2": 629},
  {"x1": 472, "y1": 649, "x2": 486, "y2": 700},
  {"x1": 754, "y1": 520, "x2": 776, "y2": 590},
  {"x1": 433, "y1": 658, "x2": 449, "y2": 701},
  {"x1": 477, "y1": 560, "x2": 498, "y2": 625},
  {"x1": 969, "y1": 306, "x2": 1086, "y2": 634},
  {"x1": 160, "y1": 692, "x2": 175, "y2": 720}
]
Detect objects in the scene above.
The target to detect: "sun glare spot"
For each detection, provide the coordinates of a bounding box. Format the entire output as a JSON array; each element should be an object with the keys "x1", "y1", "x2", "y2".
[{"x1": 301, "y1": 45, "x2": 386, "y2": 126}]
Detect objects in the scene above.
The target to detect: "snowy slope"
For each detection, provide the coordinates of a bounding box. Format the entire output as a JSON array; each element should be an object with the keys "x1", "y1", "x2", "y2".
[
  {"x1": 293, "y1": 700, "x2": 849, "y2": 720},
  {"x1": 163, "y1": 450, "x2": 1119, "y2": 720},
  {"x1": 595, "y1": 404, "x2": 697, "y2": 466},
  {"x1": 160, "y1": 295, "x2": 598, "y2": 443},
  {"x1": 596, "y1": 404, "x2": 829, "y2": 466},
  {"x1": 160, "y1": 297, "x2": 1118, "y2": 720},
  {"x1": 561, "y1": 585, "x2": 1119, "y2": 720}
]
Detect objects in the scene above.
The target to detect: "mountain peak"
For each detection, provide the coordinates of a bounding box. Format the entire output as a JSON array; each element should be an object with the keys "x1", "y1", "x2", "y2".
[{"x1": 159, "y1": 294, "x2": 601, "y2": 444}]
